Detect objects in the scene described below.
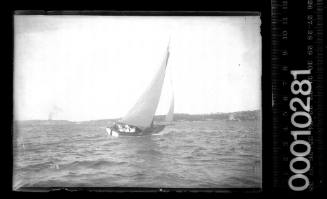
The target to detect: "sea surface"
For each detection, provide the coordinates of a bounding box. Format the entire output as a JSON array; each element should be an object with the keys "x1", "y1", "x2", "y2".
[{"x1": 13, "y1": 120, "x2": 261, "y2": 190}]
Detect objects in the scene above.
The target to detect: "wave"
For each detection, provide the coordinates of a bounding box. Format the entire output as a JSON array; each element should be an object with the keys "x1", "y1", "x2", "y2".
[
  {"x1": 16, "y1": 161, "x2": 55, "y2": 172},
  {"x1": 103, "y1": 141, "x2": 121, "y2": 146},
  {"x1": 17, "y1": 159, "x2": 128, "y2": 174},
  {"x1": 223, "y1": 176, "x2": 260, "y2": 187},
  {"x1": 135, "y1": 149, "x2": 162, "y2": 156},
  {"x1": 152, "y1": 129, "x2": 173, "y2": 136},
  {"x1": 114, "y1": 172, "x2": 146, "y2": 179},
  {"x1": 27, "y1": 179, "x2": 80, "y2": 187},
  {"x1": 61, "y1": 159, "x2": 127, "y2": 170}
]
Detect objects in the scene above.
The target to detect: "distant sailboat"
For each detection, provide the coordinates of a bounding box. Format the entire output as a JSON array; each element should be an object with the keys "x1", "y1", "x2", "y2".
[
  {"x1": 106, "y1": 42, "x2": 173, "y2": 137},
  {"x1": 164, "y1": 63, "x2": 174, "y2": 124},
  {"x1": 229, "y1": 114, "x2": 236, "y2": 121},
  {"x1": 165, "y1": 93, "x2": 174, "y2": 123},
  {"x1": 228, "y1": 113, "x2": 239, "y2": 121}
]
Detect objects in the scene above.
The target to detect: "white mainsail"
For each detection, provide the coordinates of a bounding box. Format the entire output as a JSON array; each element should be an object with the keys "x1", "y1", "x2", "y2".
[{"x1": 121, "y1": 45, "x2": 170, "y2": 130}]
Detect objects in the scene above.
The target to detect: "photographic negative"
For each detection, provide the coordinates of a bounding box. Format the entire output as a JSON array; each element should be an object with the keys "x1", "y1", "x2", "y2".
[{"x1": 13, "y1": 13, "x2": 262, "y2": 190}]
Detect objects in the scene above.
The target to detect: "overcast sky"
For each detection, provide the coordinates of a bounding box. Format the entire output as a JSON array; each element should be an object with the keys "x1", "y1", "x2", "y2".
[{"x1": 14, "y1": 15, "x2": 261, "y2": 121}]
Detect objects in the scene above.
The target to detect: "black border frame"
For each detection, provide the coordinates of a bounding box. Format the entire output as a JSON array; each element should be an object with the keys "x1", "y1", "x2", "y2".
[{"x1": 5, "y1": 1, "x2": 272, "y2": 196}]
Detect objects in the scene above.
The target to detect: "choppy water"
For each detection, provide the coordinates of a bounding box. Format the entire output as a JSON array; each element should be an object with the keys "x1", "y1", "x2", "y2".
[{"x1": 13, "y1": 120, "x2": 261, "y2": 190}]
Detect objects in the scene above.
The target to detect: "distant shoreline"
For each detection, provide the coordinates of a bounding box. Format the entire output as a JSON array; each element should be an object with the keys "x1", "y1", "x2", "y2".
[{"x1": 14, "y1": 110, "x2": 260, "y2": 124}]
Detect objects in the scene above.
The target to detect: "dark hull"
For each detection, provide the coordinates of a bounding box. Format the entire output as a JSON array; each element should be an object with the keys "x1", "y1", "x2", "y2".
[{"x1": 107, "y1": 125, "x2": 165, "y2": 137}]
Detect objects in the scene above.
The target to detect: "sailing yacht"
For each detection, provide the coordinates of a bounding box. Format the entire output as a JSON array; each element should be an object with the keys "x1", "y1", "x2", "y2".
[{"x1": 106, "y1": 42, "x2": 173, "y2": 137}]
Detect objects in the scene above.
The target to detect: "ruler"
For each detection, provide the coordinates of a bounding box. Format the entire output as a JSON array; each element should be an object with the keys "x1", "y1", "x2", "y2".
[{"x1": 271, "y1": 0, "x2": 325, "y2": 192}]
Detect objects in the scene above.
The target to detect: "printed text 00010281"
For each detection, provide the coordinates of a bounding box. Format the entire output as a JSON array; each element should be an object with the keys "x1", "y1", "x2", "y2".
[{"x1": 288, "y1": 69, "x2": 312, "y2": 191}]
